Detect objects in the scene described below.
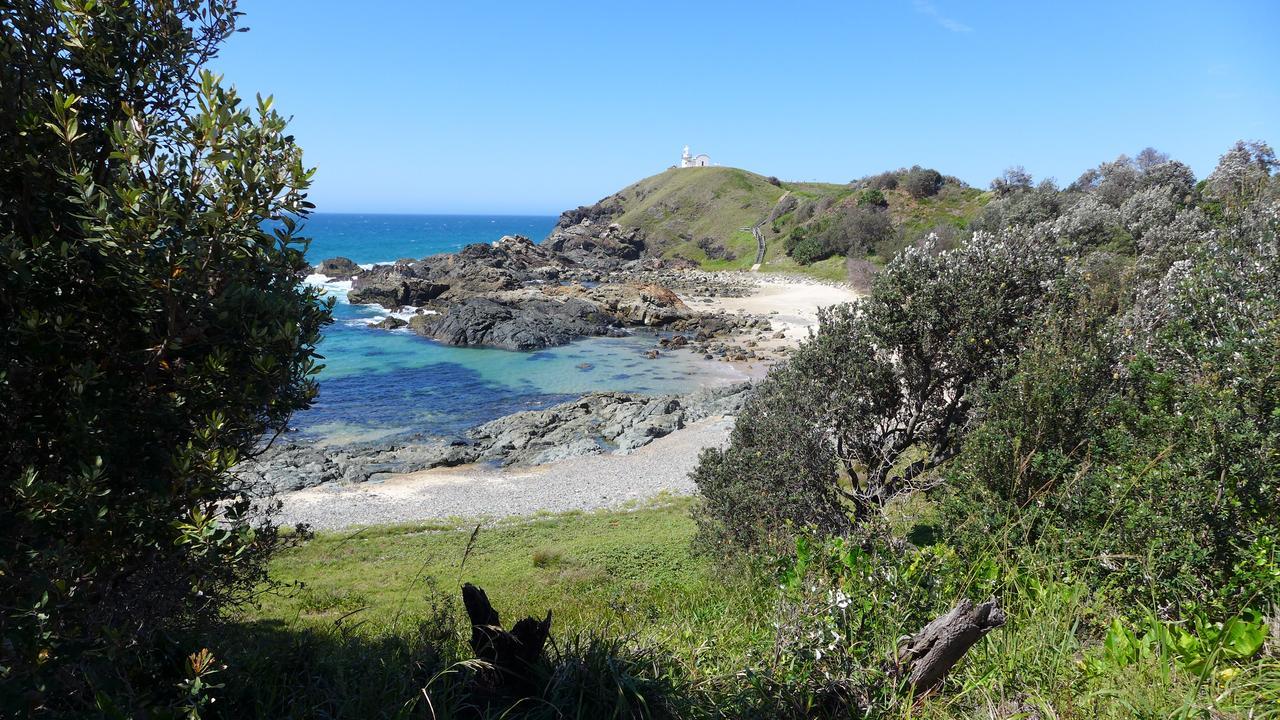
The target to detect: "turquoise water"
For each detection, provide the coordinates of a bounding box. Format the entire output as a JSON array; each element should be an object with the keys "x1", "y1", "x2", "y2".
[{"x1": 296, "y1": 214, "x2": 743, "y2": 444}]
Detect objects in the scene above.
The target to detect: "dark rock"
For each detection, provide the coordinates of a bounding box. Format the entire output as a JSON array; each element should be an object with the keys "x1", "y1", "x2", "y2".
[
  {"x1": 237, "y1": 385, "x2": 754, "y2": 493},
  {"x1": 348, "y1": 265, "x2": 452, "y2": 307},
  {"x1": 372, "y1": 316, "x2": 408, "y2": 330},
  {"x1": 317, "y1": 256, "x2": 360, "y2": 276},
  {"x1": 544, "y1": 219, "x2": 644, "y2": 269},
  {"x1": 408, "y1": 294, "x2": 613, "y2": 351}
]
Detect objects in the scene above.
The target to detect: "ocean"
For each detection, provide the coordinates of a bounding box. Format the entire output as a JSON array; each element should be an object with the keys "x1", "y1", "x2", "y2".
[{"x1": 294, "y1": 213, "x2": 744, "y2": 445}]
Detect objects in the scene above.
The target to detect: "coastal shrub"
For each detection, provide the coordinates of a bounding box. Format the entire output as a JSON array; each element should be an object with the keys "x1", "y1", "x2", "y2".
[
  {"x1": 789, "y1": 233, "x2": 832, "y2": 265},
  {"x1": 1070, "y1": 154, "x2": 1143, "y2": 207},
  {"x1": 990, "y1": 166, "x2": 1033, "y2": 197},
  {"x1": 944, "y1": 200, "x2": 1280, "y2": 614},
  {"x1": 903, "y1": 166, "x2": 944, "y2": 199},
  {"x1": 783, "y1": 225, "x2": 806, "y2": 254},
  {"x1": 972, "y1": 178, "x2": 1064, "y2": 233},
  {"x1": 856, "y1": 188, "x2": 888, "y2": 208},
  {"x1": 1206, "y1": 139, "x2": 1277, "y2": 210},
  {"x1": 866, "y1": 171, "x2": 899, "y2": 191},
  {"x1": 802, "y1": 205, "x2": 894, "y2": 259},
  {"x1": 694, "y1": 231, "x2": 1065, "y2": 546},
  {"x1": 692, "y1": 363, "x2": 849, "y2": 549},
  {"x1": 1139, "y1": 159, "x2": 1196, "y2": 199},
  {"x1": 0, "y1": 0, "x2": 329, "y2": 713},
  {"x1": 1042, "y1": 194, "x2": 1130, "y2": 251}
]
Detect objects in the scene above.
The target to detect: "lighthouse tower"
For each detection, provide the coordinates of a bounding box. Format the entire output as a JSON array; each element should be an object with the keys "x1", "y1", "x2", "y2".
[{"x1": 680, "y1": 145, "x2": 711, "y2": 168}]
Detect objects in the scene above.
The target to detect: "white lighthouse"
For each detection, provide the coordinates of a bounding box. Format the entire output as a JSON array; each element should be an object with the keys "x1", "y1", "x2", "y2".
[{"x1": 680, "y1": 145, "x2": 711, "y2": 168}]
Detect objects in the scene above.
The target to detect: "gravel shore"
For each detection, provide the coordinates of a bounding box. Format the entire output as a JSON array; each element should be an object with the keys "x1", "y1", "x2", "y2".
[{"x1": 273, "y1": 415, "x2": 733, "y2": 530}]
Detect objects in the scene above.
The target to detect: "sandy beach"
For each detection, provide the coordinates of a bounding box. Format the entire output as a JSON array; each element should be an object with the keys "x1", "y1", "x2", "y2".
[
  {"x1": 273, "y1": 272, "x2": 861, "y2": 529},
  {"x1": 677, "y1": 273, "x2": 862, "y2": 377}
]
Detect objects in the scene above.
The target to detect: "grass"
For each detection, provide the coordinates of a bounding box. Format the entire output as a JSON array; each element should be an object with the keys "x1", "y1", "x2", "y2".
[
  {"x1": 592, "y1": 166, "x2": 995, "y2": 285},
  {"x1": 243, "y1": 497, "x2": 773, "y2": 663},
  {"x1": 761, "y1": 253, "x2": 850, "y2": 282},
  {"x1": 592, "y1": 166, "x2": 854, "y2": 282},
  {"x1": 219, "y1": 494, "x2": 1280, "y2": 718},
  {"x1": 889, "y1": 184, "x2": 990, "y2": 239},
  {"x1": 592, "y1": 167, "x2": 994, "y2": 285}
]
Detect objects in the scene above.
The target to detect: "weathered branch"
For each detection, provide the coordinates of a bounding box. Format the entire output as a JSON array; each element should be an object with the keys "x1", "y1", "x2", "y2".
[{"x1": 895, "y1": 598, "x2": 1006, "y2": 696}]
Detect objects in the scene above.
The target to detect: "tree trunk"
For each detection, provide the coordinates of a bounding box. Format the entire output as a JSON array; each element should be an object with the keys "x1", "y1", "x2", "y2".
[
  {"x1": 461, "y1": 583, "x2": 552, "y2": 696},
  {"x1": 896, "y1": 598, "x2": 1006, "y2": 695}
]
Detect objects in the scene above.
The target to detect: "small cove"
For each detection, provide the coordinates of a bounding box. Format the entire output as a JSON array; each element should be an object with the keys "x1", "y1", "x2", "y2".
[{"x1": 293, "y1": 213, "x2": 746, "y2": 445}]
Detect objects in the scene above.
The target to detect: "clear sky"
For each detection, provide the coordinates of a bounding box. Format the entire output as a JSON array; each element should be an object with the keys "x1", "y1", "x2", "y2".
[{"x1": 213, "y1": 1, "x2": 1280, "y2": 215}]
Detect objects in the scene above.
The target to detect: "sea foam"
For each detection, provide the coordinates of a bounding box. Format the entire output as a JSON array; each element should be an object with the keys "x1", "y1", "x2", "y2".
[{"x1": 302, "y1": 273, "x2": 354, "y2": 304}]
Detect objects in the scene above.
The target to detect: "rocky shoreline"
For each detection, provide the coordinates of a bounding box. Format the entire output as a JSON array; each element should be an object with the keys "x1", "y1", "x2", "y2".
[
  {"x1": 332, "y1": 232, "x2": 722, "y2": 352},
  {"x1": 236, "y1": 383, "x2": 751, "y2": 495},
  {"x1": 256, "y1": 225, "x2": 859, "y2": 500},
  {"x1": 315, "y1": 229, "x2": 795, "y2": 364}
]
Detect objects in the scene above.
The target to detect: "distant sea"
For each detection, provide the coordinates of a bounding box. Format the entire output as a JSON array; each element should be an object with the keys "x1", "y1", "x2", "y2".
[{"x1": 294, "y1": 213, "x2": 744, "y2": 445}]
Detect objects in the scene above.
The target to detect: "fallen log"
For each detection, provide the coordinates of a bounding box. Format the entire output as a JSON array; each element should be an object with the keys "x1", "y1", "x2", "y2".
[
  {"x1": 461, "y1": 583, "x2": 552, "y2": 695},
  {"x1": 895, "y1": 597, "x2": 1006, "y2": 695}
]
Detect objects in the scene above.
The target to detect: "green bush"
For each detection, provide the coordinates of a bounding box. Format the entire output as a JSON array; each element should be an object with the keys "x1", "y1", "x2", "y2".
[
  {"x1": 692, "y1": 364, "x2": 848, "y2": 549},
  {"x1": 789, "y1": 234, "x2": 832, "y2": 265},
  {"x1": 866, "y1": 171, "x2": 899, "y2": 191},
  {"x1": 0, "y1": 1, "x2": 330, "y2": 712},
  {"x1": 943, "y1": 208, "x2": 1280, "y2": 614},
  {"x1": 694, "y1": 231, "x2": 1065, "y2": 547},
  {"x1": 856, "y1": 188, "x2": 888, "y2": 208},
  {"x1": 904, "y1": 166, "x2": 944, "y2": 199}
]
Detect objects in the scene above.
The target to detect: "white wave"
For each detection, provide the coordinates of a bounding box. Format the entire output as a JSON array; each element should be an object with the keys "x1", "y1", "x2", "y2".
[
  {"x1": 350, "y1": 306, "x2": 439, "y2": 330},
  {"x1": 389, "y1": 306, "x2": 439, "y2": 321},
  {"x1": 302, "y1": 273, "x2": 354, "y2": 304}
]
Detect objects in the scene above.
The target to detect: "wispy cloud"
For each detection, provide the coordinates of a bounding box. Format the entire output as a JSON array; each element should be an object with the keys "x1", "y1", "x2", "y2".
[{"x1": 912, "y1": 0, "x2": 973, "y2": 33}]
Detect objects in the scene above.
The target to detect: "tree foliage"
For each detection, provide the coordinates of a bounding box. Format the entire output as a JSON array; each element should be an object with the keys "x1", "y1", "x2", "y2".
[
  {"x1": 695, "y1": 232, "x2": 1064, "y2": 545},
  {"x1": 903, "y1": 166, "x2": 944, "y2": 199},
  {"x1": 704, "y1": 140, "x2": 1280, "y2": 619},
  {"x1": 946, "y1": 201, "x2": 1280, "y2": 612},
  {"x1": 990, "y1": 166, "x2": 1032, "y2": 197},
  {"x1": 0, "y1": 0, "x2": 330, "y2": 711},
  {"x1": 1206, "y1": 140, "x2": 1277, "y2": 210}
]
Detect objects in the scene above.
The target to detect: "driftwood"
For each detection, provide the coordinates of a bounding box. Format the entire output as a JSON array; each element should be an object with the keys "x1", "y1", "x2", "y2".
[
  {"x1": 895, "y1": 597, "x2": 1006, "y2": 695},
  {"x1": 461, "y1": 583, "x2": 552, "y2": 695}
]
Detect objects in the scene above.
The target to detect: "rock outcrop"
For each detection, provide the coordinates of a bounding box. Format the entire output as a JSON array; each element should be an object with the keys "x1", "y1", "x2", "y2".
[
  {"x1": 407, "y1": 292, "x2": 617, "y2": 351},
  {"x1": 317, "y1": 256, "x2": 361, "y2": 276},
  {"x1": 318, "y1": 235, "x2": 703, "y2": 351},
  {"x1": 544, "y1": 219, "x2": 644, "y2": 270},
  {"x1": 235, "y1": 383, "x2": 752, "y2": 494}
]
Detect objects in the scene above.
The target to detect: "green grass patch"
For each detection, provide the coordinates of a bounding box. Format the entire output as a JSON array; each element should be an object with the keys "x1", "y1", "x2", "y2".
[
  {"x1": 244, "y1": 498, "x2": 773, "y2": 664},
  {"x1": 217, "y1": 497, "x2": 1280, "y2": 718},
  {"x1": 762, "y1": 253, "x2": 851, "y2": 282}
]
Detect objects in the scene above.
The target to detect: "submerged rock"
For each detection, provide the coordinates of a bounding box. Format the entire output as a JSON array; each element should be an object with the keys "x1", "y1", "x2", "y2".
[{"x1": 371, "y1": 316, "x2": 408, "y2": 330}]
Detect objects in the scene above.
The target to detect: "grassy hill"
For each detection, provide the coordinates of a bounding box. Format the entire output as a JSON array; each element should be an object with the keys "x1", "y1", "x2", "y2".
[
  {"x1": 563, "y1": 166, "x2": 990, "y2": 283},
  {"x1": 589, "y1": 166, "x2": 802, "y2": 266}
]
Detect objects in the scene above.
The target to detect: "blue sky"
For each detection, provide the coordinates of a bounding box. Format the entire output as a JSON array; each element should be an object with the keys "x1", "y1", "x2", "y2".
[{"x1": 214, "y1": 1, "x2": 1280, "y2": 214}]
